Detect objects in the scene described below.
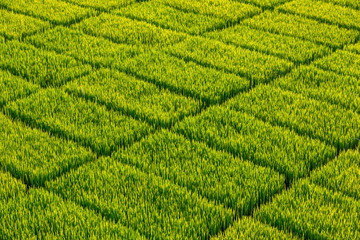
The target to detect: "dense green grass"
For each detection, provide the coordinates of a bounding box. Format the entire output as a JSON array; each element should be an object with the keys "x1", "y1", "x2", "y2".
[{"x1": 1, "y1": 0, "x2": 360, "y2": 239}]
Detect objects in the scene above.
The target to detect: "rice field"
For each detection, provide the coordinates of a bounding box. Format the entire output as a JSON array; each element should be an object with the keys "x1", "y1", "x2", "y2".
[{"x1": 1, "y1": 0, "x2": 360, "y2": 239}]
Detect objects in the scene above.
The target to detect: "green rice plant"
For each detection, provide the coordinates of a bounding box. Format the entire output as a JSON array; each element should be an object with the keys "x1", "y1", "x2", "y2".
[
  {"x1": 278, "y1": 0, "x2": 360, "y2": 30},
  {"x1": 0, "y1": 40, "x2": 91, "y2": 87},
  {"x1": 0, "y1": 70, "x2": 39, "y2": 107},
  {"x1": 0, "y1": 9, "x2": 49, "y2": 39},
  {"x1": 345, "y1": 42, "x2": 360, "y2": 54},
  {"x1": 61, "y1": 0, "x2": 135, "y2": 10},
  {"x1": 123, "y1": 50, "x2": 250, "y2": 104},
  {"x1": 166, "y1": 36, "x2": 294, "y2": 84},
  {"x1": 0, "y1": 113, "x2": 95, "y2": 186},
  {"x1": 72, "y1": 13, "x2": 186, "y2": 47},
  {"x1": 310, "y1": 150, "x2": 360, "y2": 200},
  {"x1": 113, "y1": 1, "x2": 226, "y2": 35},
  {"x1": 212, "y1": 216, "x2": 299, "y2": 239},
  {"x1": 313, "y1": 50, "x2": 360, "y2": 78},
  {"x1": 26, "y1": 26, "x2": 144, "y2": 68},
  {"x1": 237, "y1": 0, "x2": 291, "y2": 8},
  {"x1": 63, "y1": 69, "x2": 202, "y2": 127},
  {"x1": 255, "y1": 180, "x2": 360, "y2": 239},
  {"x1": 275, "y1": 65, "x2": 360, "y2": 113},
  {"x1": 314, "y1": 0, "x2": 360, "y2": 10},
  {"x1": 46, "y1": 157, "x2": 234, "y2": 239},
  {"x1": 226, "y1": 84, "x2": 360, "y2": 150},
  {"x1": 0, "y1": 171, "x2": 26, "y2": 202},
  {"x1": 0, "y1": 188, "x2": 144, "y2": 239},
  {"x1": 0, "y1": 0, "x2": 94, "y2": 25},
  {"x1": 115, "y1": 129, "x2": 285, "y2": 214},
  {"x1": 243, "y1": 10, "x2": 359, "y2": 48},
  {"x1": 5, "y1": 89, "x2": 153, "y2": 155},
  {"x1": 204, "y1": 24, "x2": 331, "y2": 63},
  {"x1": 157, "y1": 0, "x2": 260, "y2": 22},
  {"x1": 174, "y1": 105, "x2": 336, "y2": 182}
]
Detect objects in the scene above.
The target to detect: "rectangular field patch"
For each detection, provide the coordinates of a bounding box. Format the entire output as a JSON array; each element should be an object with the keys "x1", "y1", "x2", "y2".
[
  {"x1": 6, "y1": 89, "x2": 153, "y2": 155},
  {"x1": 46, "y1": 157, "x2": 234, "y2": 239},
  {"x1": 0, "y1": 9, "x2": 49, "y2": 39}
]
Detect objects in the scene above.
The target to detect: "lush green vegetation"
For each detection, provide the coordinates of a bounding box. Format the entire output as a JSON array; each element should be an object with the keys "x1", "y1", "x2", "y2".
[
  {"x1": 1, "y1": 0, "x2": 360, "y2": 238},
  {"x1": 113, "y1": 1, "x2": 226, "y2": 35},
  {"x1": 0, "y1": 171, "x2": 26, "y2": 201},
  {"x1": 243, "y1": 11, "x2": 359, "y2": 48},
  {"x1": 47, "y1": 157, "x2": 234, "y2": 239},
  {"x1": 0, "y1": 9, "x2": 49, "y2": 39},
  {"x1": 0, "y1": 188, "x2": 144, "y2": 239},
  {"x1": 314, "y1": 49, "x2": 360, "y2": 78},
  {"x1": 278, "y1": 0, "x2": 360, "y2": 30},
  {"x1": 124, "y1": 50, "x2": 250, "y2": 104},
  {"x1": 213, "y1": 216, "x2": 299, "y2": 239},
  {"x1": 0, "y1": 0, "x2": 94, "y2": 24},
  {"x1": 62, "y1": 0, "x2": 135, "y2": 10},
  {"x1": 116, "y1": 129, "x2": 285, "y2": 213},
  {"x1": 0, "y1": 70, "x2": 39, "y2": 107},
  {"x1": 310, "y1": 150, "x2": 360, "y2": 200},
  {"x1": 166, "y1": 35, "x2": 294, "y2": 84},
  {"x1": 73, "y1": 13, "x2": 186, "y2": 47},
  {"x1": 204, "y1": 24, "x2": 331, "y2": 63},
  {"x1": 174, "y1": 105, "x2": 336, "y2": 182},
  {"x1": 226, "y1": 84, "x2": 360, "y2": 149},
  {"x1": 26, "y1": 26, "x2": 144, "y2": 68},
  {"x1": 63, "y1": 69, "x2": 202, "y2": 127},
  {"x1": 0, "y1": 40, "x2": 91, "y2": 87},
  {"x1": 0, "y1": 113, "x2": 95, "y2": 186},
  {"x1": 158, "y1": 0, "x2": 261, "y2": 22},
  {"x1": 346, "y1": 41, "x2": 360, "y2": 54},
  {"x1": 255, "y1": 180, "x2": 360, "y2": 239},
  {"x1": 275, "y1": 65, "x2": 360, "y2": 113},
  {"x1": 6, "y1": 89, "x2": 153, "y2": 155},
  {"x1": 319, "y1": 0, "x2": 360, "y2": 9}
]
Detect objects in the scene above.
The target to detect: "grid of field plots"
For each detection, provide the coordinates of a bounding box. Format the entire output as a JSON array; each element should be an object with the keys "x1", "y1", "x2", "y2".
[{"x1": 1, "y1": 0, "x2": 360, "y2": 239}]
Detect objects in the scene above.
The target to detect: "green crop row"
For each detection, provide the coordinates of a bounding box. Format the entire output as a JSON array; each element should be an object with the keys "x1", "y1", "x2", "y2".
[
  {"x1": 204, "y1": 24, "x2": 331, "y2": 64},
  {"x1": 5, "y1": 89, "x2": 153, "y2": 155},
  {"x1": 116, "y1": 129, "x2": 285, "y2": 214},
  {"x1": 0, "y1": 70, "x2": 39, "y2": 107},
  {"x1": 238, "y1": 0, "x2": 291, "y2": 8},
  {"x1": 275, "y1": 65, "x2": 360, "y2": 114},
  {"x1": 123, "y1": 50, "x2": 249, "y2": 104},
  {"x1": 0, "y1": 188, "x2": 144, "y2": 239},
  {"x1": 174, "y1": 105, "x2": 336, "y2": 182},
  {"x1": 0, "y1": 171, "x2": 26, "y2": 202},
  {"x1": 113, "y1": 1, "x2": 226, "y2": 35},
  {"x1": 158, "y1": 0, "x2": 260, "y2": 22},
  {"x1": 26, "y1": 26, "x2": 144, "y2": 68},
  {"x1": 27, "y1": 26, "x2": 249, "y2": 104},
  {"x1": 61, "y1": 0, "x2": 135, "y2": 10},
  {"x1": 243, "y1": 10, "x2": 359, "y2": 48},
  {"x1": 213, "y1": 216, "x2": 299, "y2": 240},
  {"x1": 72, "y1": 13, "x2": 186, "y2": 47},
  {"x1": 278, "y1": 0, "x2": 360, "y2": 30},
  {"x1": 0, "y1": 40, "x2": 91, "y2": 87},
  {"x1": 314, "y1": 49, "x2": 360, "y2": 79},
  {"x1": 346, "y1": 41, "x2": 360, "y2": 54},
  {"x1": 166, "y1": 36, "x2": 294, "y2": 84},
  {"x1": 226, "y1": 85, "x2": 360, "y2": 150},
  {"x1": 0, "y1": 0, "x2": 94, "y2": 25},
  {"x1": 0, "y1": 9, "x2": 49, "y2": 39},
  {"x1": 46, "y1": 157, "x2": 234, "y2": 239},
  {"x1": 310, "y1": 150, "x2": 360, "y2": 200},
  {"x1": 0, "y1": 113, "x2": 95, "y2": 186},
  {"x1": 313, "y1": 0, "x2": 360, "y2": 10},
  {"x1": 63, "y1": 69, "x2": 202, "y2": 127},
  {"x1": 255, "y1": 180, "x2": 360, "y2": 239}
]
